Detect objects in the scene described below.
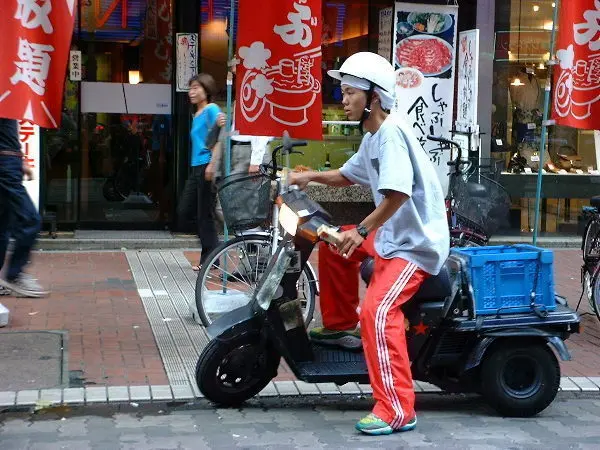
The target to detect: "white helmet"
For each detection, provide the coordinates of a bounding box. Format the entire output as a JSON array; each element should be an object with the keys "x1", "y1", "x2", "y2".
[{"x1": 328, "y1": 52, "x2": 395, "y2": 95}]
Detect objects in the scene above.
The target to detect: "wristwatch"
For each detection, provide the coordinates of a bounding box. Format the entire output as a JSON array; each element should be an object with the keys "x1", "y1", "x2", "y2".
[{"x1": 356, "y1": 225, "x2": 369, "y2": 239}]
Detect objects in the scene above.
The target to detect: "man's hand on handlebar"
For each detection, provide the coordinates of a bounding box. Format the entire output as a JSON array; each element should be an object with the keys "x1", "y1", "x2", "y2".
[
  {"x1": 337, "y1": 228, "x2": 364, "y2": 259},
  {"x1": 287, "y1": 170, "x2": 313, "y2": 190}
]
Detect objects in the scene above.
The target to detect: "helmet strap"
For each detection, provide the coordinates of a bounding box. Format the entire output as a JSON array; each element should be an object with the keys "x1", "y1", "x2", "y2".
[{"x1": 359, "y1": 84, "x2": 375, "y2": 134}]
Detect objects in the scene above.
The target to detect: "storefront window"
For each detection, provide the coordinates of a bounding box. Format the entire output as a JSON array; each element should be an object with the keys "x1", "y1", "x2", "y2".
[
  {"x1": 42, "y1": 0, "x2": 174, "y2": 227},
  {"x1": 492, "y1": 0, "x2": 595, "y2": 235}
]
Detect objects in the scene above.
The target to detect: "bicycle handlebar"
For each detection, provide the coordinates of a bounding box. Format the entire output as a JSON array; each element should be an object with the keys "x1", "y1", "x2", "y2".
[
  {"x1": 265, "y1": 131, "x2": 308, "y2": 179},
  {"x1": 427, "y1": 135, "x2": 463, "y2": 169},
  {"x1": 282, "y1": 130, "x2": 307, "y2": 151}
]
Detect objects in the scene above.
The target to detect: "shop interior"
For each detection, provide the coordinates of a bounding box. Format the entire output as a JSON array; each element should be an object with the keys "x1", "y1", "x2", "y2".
[{"x1": 491, "y1": 0, "x2": 596, "y2": 234}]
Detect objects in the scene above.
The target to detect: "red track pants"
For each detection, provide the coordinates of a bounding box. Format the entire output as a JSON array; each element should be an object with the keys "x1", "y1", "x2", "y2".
[{"x1": 318, "y1": 226, "x2": 428, "y2": 428}]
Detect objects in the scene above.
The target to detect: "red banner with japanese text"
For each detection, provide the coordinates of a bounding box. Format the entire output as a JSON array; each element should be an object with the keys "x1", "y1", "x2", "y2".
[
  {"x1": 0, "y1": 0, "x2": 76, "y2": 128},
  {"x1": 552, "y1": 0, "x2": 600, "y2": 129},
  {"x1": 235, "y1": 0, "x2": 323, "y2": 140}
]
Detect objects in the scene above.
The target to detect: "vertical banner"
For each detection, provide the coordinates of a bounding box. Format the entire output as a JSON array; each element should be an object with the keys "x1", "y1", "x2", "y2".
[
  {"x1": 19, "y1": 120, "x2": 40, "y2": 210},
  {"x1": 142, "y1": 0, "x2": 173, "y2": 84},
  {"x1": 456, "y1": 29, "x2": 479, "y2": 133},
  {"x1": 378, "y1": 7, "x2": 394, "y2": 62},
  {"x1": 0, "y1": 0, "x2": 76, "y2": 128},
  {"x1": 392, "y1": 2, "x2": 458, "y2": 194},
  {"x1": 176, "y1": 33, "x2": 198, "y2": 92},
  {"x1": 553, "y1": 0, "x2": 600, "y2": 130},
  {"x1": 235, "y1": 0, "x2": 323, "y2": 140}
]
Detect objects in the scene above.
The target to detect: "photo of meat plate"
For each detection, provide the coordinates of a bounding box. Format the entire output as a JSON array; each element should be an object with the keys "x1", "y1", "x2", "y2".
[{"x1": 395, "y1": 35, "x2": 453, "y2": 77}]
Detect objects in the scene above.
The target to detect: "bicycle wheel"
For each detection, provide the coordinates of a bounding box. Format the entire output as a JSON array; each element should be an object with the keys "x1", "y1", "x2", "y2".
[
  {"x1": 583, "y1": 218, "x2": 600, "y2": 262},
  {"x1": 591, "y1": 264, "x2": 600, "y2": 321},
  {"x1": 195, "y1": 234, "x2": 316, "y2": 327},
  {"x1": 583, "y1": 269, "x2": 595, "y2": 313}
]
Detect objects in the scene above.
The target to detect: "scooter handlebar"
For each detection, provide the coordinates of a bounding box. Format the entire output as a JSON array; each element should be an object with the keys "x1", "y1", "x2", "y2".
[{"x1": 317, "y1": 225, "x2": 343, "y2": 246}]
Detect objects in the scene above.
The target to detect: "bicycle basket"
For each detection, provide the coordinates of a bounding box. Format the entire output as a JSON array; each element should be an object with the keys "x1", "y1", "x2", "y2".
[
  {"x1": 216, "y1": 172, "x2": 273, "y2": 232},
  {"x1": 451, "y1": 173, "x2": 511, "y2": 237}
]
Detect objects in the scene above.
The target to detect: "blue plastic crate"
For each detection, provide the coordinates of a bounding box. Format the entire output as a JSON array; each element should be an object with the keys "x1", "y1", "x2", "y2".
[{"x1": 450, "y1": 245, "x2": 556, "y2": 315}]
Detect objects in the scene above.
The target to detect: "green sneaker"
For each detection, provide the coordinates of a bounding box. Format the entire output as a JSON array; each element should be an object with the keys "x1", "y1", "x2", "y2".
[
  {"x1": 398, "y1": 416, "x2": 417, "y2": 432},
  {"x1": 355, "y1": 414, "x2": 393, "y2": 435},
  {"x1": 309, "y1": 327, "x2": 361, "y2": 350},
  {"x1": 355, "y1": 414, "x2": 417, "y2": 435}
]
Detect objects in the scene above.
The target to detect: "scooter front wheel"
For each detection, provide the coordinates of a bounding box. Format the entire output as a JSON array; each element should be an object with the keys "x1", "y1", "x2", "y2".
[
  {"x1": 196, "y1": 335, "x2": 280, "y2": 406},
  {"x1": 481, "y1": 342, "x2": 560, "y2": 417}
]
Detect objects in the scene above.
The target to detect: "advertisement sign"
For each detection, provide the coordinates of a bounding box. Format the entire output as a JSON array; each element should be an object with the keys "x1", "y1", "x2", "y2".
[
  {"x1": 392, "y1": 2, "x2": 458, "y2": 193},
  {"x1": 235, "y1": 0, "x2": 323, "y2": 140},
  {"x1": 69, "y1": 50, "x2": 82, "y2": 81},
  {"x1": 552, "y1": 0, "x2": 600, "y2": 130},
  {"x1": 456, "y1": 29, "x2": 479, "y2": 133},
  {"x1": 176, "y1": 33, "x2": 198, "y2": 92},
  {"x1": 378, "y1": 7, "x2": 394, "y2": 62},
  {"x1": 0, "y1": 0, "x2": 76, "y2": 128},
  {"x1": 19, "y1": 120, "x2": 40, "y2": 211}
]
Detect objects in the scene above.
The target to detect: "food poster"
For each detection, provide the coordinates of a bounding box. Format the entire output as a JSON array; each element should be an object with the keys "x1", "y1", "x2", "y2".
[{"x1": 392, "y1": 3, "x2": 458, "y2": 194}]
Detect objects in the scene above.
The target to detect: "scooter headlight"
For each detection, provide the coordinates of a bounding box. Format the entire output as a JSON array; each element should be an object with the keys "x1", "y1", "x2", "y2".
[{"x1": 279, "y1": 203, "x2": 299, "y2": 236}]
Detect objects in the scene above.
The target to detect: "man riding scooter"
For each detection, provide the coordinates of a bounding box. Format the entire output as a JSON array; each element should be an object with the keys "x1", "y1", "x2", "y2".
[{"x1": 289, "y1": 52, "x2": 450, "y2": 435}]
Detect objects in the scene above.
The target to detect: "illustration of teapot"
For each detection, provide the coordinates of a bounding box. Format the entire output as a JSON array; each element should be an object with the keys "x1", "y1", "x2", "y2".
[{"x1": 239, "y1": 47, "x2": 321, "y2": 127}]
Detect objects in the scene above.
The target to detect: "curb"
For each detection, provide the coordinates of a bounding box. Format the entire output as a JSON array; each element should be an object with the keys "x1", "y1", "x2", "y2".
[
  {"x1": 1, "y1": 377, "x2": 598, "y2": 411},
  {"x1": 35, "y1": 238, "x2": 200, "y2": 252},
  {"x1": 35, "y1": 235, "x2": 583, "y2": 251}
]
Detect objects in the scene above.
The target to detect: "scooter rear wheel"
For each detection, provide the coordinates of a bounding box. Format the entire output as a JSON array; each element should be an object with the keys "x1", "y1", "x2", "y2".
[
  {"x1": 196, "y1": 335, "x2": 280, "y2": 406},
  {"x1": 481, "y1": 342, "x2": 560, "y2": 417}
]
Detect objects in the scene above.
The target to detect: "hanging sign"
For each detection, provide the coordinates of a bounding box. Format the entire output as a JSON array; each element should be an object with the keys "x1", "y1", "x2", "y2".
[
  {"x1": 176, "y1": 33, "x2": 198, "y2": 92},
  {"x1": 553, "y1": 0, "x2": 600, "y2": 130},
  {"x1": 0, "y1": 0, "x2": 76, "y2": 128},
  {"x1": 235, "y1": 0, "x2": 323, "y2": 140},
  {"x1": 456, "y1": 29, "x2": 479, "y2": 133}
]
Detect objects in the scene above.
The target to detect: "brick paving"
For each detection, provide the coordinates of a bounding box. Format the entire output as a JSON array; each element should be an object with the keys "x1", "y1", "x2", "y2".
[
  {"x1": 0, "y1": 252, "x2": 168, "y2": 388},
  {"x1": 0, "y1": 248, "x2": 597, "y2": 393}
]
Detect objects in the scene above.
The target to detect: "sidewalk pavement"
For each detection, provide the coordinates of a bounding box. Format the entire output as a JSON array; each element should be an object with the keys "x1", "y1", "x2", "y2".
[
  {"x1": 0, "y1": 248, "x2": 598, "y2": 409},
  {"x1": 3, "y1": 396, "x2": 600, "y2": 449}
]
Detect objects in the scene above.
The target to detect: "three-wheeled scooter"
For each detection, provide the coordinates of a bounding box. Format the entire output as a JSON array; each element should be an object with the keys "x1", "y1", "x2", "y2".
[{"x1": 195, "y1": 135, "x2": 580, "y2": 417}]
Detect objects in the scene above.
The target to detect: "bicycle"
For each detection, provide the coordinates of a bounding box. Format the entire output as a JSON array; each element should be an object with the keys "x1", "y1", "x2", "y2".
[
  {"x1": 195, "y1": 133, "x2": 317, "y2": 327},
  {"x1": 427, "y1": 135, "x2": 511, "y2": 247},
  {"x1": 579, "y1": 198, "x2": 600, "y2": 317}
]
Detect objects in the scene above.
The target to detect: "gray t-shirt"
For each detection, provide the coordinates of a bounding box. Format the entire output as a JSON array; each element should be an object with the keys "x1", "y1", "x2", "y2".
[{"x1": 339, "y1": 115, "x2": 449, "y2": 275}]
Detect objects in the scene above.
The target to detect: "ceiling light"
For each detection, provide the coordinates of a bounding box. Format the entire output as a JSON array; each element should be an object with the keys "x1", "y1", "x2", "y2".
[
  {"x1": 533, "y1": 4, "x2": 540, "y2": 12},
  {"x1": 128, "y1": 70, "x2": 141, "y2": 85},
  {"x1": 511, "y1": 77, "x2": 524, "y2": 87}
]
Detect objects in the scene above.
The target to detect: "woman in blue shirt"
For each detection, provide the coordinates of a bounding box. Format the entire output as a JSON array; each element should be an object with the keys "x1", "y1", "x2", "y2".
[{"x1": 177, "y1": 74, "x2": 224, "y2": 271}]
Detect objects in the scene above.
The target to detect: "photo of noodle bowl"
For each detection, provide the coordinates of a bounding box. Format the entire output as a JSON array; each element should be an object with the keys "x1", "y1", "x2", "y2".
[
  {"x1": 395, "y1": 35, "x2": 453, "y2": 77},
  {"x1": 396, "y1": 68, "x2": 424, "y2": 89}
]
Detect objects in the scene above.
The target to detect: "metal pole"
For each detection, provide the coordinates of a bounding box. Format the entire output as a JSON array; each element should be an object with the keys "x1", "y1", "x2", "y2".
[
  {"x1": 221, "y1": 0, "x2": 236, "y2": 293},
  {"x1": 223, "y1": 0, "x2": 235, "y2": 238},
  {"x1": 532, "y1": 0, "x2": 560, "y2": 245}
]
